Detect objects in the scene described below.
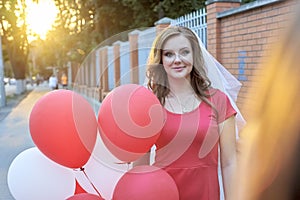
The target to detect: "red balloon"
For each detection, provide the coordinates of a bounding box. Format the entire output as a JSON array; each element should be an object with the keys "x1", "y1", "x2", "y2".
[
  {"x1": 29, "y1": 90, "x2": 98, "y2": 168},
  {"x1": 98, "y1": 84, "x2": 165, "y2": 162},
  {"x1": 74, "y1": 180, "x2": 88, "y2": 194},
  {"x1": 66, "y1": 193, "x2": 104, "y2": 200},
  {"x1": 112, "y1": 165, "x2": 179, "y2": 200}
]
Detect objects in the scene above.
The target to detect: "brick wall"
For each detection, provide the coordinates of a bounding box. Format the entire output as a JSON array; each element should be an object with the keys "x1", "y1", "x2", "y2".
[{"x1": 206, "y1": 0, "x2": 297, "y2": 119}]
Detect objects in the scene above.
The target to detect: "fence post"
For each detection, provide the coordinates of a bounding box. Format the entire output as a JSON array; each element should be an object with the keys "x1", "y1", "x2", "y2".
[
  {"x1": 99, "y1": 47, "x2": 109, "y2": 100},
  {"x1": 71, "y1": 62, "x2": 79, "y2": 88},
  {"x1": 205, "y1": 0, "x2": 241, "y2": 60},
  {"x1": 91, "y1": 52, "x2": 97, "y2": 88},
  {"x1": 154, "y1": 17, "x2": 172, "y2": 35},
  {"x1": 129, "y1": 30, "x2": 140, "y2": 84},
  {"x1": 113, "y1": 41, "x2": 121, "y2": 87}
]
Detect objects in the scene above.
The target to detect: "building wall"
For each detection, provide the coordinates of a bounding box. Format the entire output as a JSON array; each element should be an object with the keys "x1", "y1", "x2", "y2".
[{"x1": 206, "y1": 0, "x2": 297, "y2": 118}]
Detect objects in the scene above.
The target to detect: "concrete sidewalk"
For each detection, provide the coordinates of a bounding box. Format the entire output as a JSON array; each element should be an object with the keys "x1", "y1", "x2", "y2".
[{"x1": 0, "y1": 84, "x2": 51, "y2": 199}]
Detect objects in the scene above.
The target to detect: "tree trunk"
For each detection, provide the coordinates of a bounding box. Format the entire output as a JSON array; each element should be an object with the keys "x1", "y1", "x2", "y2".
[
  {"x1": 15, "y1": 79, "x2": 26, "y2": 95},
  {"x1": 6, "y1": 41, "x2": 28, "y2": 95}
]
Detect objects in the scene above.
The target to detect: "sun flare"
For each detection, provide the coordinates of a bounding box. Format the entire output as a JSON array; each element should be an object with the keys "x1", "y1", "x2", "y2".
[{"x1": 26, "y1": 0, "x2": 58, "y2": 40}]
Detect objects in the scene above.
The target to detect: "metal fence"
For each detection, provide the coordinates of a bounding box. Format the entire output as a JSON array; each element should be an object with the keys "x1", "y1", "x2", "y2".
[
  {"x1": 74, "y1": 7, "x2": 207, "y2": 99},
  {"x1": 171, "y1": 7, "x2": 207, "y2": 47}
]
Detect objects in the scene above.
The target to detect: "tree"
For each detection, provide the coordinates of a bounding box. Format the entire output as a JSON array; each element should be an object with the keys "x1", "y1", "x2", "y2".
[
  {"x1": 0, "y1": 0, "x2": 29, "y2": 93},
  {"x1": 242, "y1": 0, "x2": 256, "y2": 4},
  {"x1": 33, "y1": 0, "x2": 258, "y2": 79},
  {"x1": 45, "y1": 0, "x2": 205, "y2": 61}
]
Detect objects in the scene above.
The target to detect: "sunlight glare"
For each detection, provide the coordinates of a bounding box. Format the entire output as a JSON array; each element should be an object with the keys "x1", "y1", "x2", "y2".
[{"x1": 26, "y1": 0, "x2": 58, "y2": 40}]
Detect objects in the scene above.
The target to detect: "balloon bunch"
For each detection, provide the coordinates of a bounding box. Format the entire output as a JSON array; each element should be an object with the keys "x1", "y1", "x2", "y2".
[
  {"x1": 7, "y1": 89, "x2": 100, "y2": 199},
  {"x1": 7, "y1": 84, "x2": 180, "y2": 200}
]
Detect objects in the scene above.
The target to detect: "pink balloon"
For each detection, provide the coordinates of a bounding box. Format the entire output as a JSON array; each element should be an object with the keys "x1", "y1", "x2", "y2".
[
  {"x1": 66, "y1": 193, "x2": 104, "y2": 200},
  {"x1": 29, "y1": 90, "x2": 98, "y2": 168},
  {"x1": 98, "y1": 84, "x2": 165, "y2": 162},
  {"x1": 113, "y1": 165, "x2": 179, "y2": 200}
]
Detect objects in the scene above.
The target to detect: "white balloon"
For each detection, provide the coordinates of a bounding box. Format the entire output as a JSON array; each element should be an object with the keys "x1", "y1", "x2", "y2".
[
  {"x1": 7, "y1": 147, "x2": 76, "y2": 200},
  {"x1": 74, "y1": 135, "x2": 130, "y2": 200},
  {"x1": 93, "y1": 133, "x2": 126, "y2": 164}
]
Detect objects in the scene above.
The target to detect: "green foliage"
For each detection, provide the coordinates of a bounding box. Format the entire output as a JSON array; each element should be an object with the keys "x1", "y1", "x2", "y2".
[
  {"x1": 0, "y1": 0, "x2": 29, "y2": 79},
  {"x1": 242, "y1": 0, "x2": 256, "y2": 4},
  {"x1": 36, "y1": 0, "x2": 207, "y2": 71},
  {"x1": 0, "y1": 0, "x2": 257, "y2": 78},
  {"x1": 119, "y1": 0, "x2": 205, "y2": 29}
]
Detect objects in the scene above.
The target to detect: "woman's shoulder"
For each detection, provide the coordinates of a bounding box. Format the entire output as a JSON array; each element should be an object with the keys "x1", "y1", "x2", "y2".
[
  {"x1": 207, "y1": 87, "x2": 226, "y2": 97},
  {"x1": 206, "y1": 88, "x2": 230, "y2": 105}
]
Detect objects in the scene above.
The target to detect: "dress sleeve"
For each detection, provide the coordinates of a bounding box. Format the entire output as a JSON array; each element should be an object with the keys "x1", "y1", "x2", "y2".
[{"x1": 211, "y1": 89, "x2": 237, "y2": 124}]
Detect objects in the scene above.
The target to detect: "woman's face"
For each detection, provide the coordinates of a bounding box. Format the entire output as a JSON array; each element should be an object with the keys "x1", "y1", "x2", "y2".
[{"x1": 162, "y1": 34, "x2": 193, "y2": 80}]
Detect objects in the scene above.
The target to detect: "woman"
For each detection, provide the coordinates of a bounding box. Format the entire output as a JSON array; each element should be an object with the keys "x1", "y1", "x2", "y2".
[{"x1": 139, "y1": 26, "x2": 239, "y2": 199}]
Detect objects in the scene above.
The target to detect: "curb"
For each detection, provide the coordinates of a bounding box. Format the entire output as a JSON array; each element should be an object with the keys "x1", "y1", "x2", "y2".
[{"x1": 0, "y1": 89, "x2": 33, "y2": 121}]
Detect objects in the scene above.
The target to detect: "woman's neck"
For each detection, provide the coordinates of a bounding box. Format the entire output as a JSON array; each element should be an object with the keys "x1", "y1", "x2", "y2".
[{"x1": 168, "y1": 77, "x2": 194, "y2": 96}]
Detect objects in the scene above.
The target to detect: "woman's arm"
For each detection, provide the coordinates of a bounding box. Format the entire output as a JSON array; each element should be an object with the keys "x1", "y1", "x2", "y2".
[
  {"x1": 219, "y1": 116, "x2": 237, "y2": 199},
  {"x1": 131, "y1": 140, "x2": 157, "y2": 167},
  {"x1": 132, "y1": 148, "x2": 153, "y2": 167}
]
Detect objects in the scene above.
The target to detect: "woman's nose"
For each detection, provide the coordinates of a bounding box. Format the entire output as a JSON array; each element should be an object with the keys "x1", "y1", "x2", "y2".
[{"x1": 173, "y1": 53, "x2": 182, "y2": 63}]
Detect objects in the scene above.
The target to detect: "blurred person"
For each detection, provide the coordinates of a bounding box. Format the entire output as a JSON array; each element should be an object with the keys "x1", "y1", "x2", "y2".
[
  {"x1": 36, "y1": 74, "x2": 43, "y2": 86},
  {"x1": 61, "y1": 73, "x2": 68, "y2": 89},
  {"x1": 48, "y1": 74, "x2": 58, "y2": 90},
  {"x1": 232, "y1": 4, "x2": 300, "y2": 200}
]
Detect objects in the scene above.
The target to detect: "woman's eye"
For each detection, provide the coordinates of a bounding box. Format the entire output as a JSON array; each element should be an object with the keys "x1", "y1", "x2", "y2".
[
  {"x1": 180, "y1": 50, "x2": 190, "y2": 56},
  {"x1": 164, "y1": 52, "x2": 174, "y2": 57}
]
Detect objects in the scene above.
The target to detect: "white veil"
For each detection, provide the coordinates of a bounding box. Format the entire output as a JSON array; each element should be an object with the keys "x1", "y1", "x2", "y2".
[{"x1": 196, "y1": 34, "x2": 246, "y2": 136}]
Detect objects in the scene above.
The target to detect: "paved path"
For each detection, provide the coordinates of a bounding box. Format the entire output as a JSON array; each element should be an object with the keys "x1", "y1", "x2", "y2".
[{"x1": 0, "y1": 84, "x2": 51, "y2": 199}]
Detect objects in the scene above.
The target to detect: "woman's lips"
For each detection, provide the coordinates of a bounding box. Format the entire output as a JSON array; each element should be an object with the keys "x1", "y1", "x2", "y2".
[{"x1": 172, "y1": 66, "x2": 185, "y2": 71}]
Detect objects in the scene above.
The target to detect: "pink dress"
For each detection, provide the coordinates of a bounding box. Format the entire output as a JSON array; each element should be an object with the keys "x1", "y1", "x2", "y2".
[{"x1": 154, "y1": 89, "x2": 236, "y2": 200}]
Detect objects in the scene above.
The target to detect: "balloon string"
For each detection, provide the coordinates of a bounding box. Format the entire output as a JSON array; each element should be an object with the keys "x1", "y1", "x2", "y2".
[
  {"x1": 114, "y1": 162, "x2": 132, "y2": 171},
  {"x1": 79, "y1": 167, "x2": 102, "y2": 197},
  {"x1": 127, "y1": 162, "x2": 131, "y2": 171}
]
